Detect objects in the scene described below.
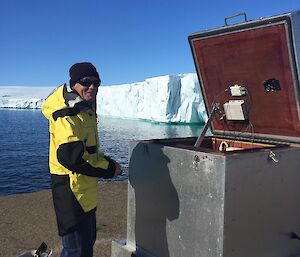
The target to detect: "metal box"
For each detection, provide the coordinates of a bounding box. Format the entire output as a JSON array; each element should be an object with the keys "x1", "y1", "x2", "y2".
[{"x1": 111, "y1": 10, "x2": 300, "y2": 257}]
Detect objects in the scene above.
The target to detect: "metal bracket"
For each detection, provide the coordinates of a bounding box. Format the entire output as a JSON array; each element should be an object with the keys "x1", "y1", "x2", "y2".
[{"x1": 194, "y1": 103, "x2": 220, "y2": 147}]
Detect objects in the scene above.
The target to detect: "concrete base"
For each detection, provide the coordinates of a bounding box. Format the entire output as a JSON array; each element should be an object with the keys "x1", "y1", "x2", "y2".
[
  {"x1": 111, "y1": 240, "x2": 136, "y2": 257},
  {"x1": 111, "y1": 240, "x2": 159, "y2": 257}
]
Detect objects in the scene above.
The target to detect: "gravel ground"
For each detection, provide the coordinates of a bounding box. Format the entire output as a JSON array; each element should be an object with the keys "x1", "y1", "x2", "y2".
[{"x1": 0, "y1": 181, "x2": 128, "y2": 257}]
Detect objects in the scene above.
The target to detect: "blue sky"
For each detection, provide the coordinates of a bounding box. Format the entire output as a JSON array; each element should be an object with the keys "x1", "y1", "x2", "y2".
[{"x1": 0, "y1": 0, "x2": 299, "y2": 86}]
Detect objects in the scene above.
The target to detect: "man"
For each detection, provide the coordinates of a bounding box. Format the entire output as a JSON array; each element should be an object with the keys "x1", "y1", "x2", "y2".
[{"x1": 42, "y1": 62, "x2": 122, "y2": 257}]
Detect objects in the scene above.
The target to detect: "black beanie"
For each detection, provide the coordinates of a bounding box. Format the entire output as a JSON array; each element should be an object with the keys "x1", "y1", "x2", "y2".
[{"x1": 69, "y1": 62, "x2": 100, "y2": 88}]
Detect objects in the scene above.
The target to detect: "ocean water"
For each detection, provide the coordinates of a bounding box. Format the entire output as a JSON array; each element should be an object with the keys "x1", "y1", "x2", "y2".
[{"x1": 0, "y1": 109, "x2": 203, "y2": 196}]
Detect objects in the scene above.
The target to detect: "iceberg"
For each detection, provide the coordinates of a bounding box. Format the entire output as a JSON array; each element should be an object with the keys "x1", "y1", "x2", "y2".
[
  {"x1": 0, "y1": 86, "x2": 52, "y2": 109},
  {"x1": 0, "y1": 73, "x2": 207, "y2": 124}
]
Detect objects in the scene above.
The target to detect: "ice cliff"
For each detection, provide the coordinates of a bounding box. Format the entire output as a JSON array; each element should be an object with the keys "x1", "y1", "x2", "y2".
[{"x1": 0, "y1": 73, "x2": 206, "y2": 124}]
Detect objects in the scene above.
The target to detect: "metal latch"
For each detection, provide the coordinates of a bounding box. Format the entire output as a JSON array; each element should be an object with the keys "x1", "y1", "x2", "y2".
[
  {"x1": 268, "y1": 151, "x2": 278, "y2": 163},
  {"x1": 193, "y1": 155, "x2": 200, "y2": 165}
]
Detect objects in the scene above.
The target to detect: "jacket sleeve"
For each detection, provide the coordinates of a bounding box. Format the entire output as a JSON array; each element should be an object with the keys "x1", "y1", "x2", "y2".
[
  {"x1": 57, "y1": 141, "x2": 115, "y2": 178},
  {"x1": 54, "y1": 116, "x2": 115, "y2": 178}
]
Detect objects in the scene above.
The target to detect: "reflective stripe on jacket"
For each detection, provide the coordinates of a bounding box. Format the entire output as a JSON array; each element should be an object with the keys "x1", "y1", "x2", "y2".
[{"x1": 42, "y1": 84, "x2": 115, "y2": 235}]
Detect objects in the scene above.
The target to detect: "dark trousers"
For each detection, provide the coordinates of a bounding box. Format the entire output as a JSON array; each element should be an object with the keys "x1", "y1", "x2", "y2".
[{"x1": 60, "y1": 211, "x2": 96, "y2": 257}]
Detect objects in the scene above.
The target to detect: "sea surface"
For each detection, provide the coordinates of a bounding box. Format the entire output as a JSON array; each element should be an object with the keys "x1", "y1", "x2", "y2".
[{"x1": 0, "y1": 109, "x2": 203, "y2": 196}]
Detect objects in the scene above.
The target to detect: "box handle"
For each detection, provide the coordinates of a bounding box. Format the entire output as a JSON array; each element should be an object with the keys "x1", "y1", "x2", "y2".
[{"x1": 225, "y1": 13, "x2": 247, "y2": 26}]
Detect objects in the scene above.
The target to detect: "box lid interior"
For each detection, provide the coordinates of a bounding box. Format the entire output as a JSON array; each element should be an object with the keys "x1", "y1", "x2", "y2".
[{"x1": 189, "y1": 14, "x2": 300, "y2": 144}]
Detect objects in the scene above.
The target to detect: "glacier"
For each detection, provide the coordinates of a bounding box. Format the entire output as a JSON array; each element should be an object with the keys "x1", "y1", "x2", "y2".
[{"x1": 0, "y1": 73, "x2": 207, "y2": 124}]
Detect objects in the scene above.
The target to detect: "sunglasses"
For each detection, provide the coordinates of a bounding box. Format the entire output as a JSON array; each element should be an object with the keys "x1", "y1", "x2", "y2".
[{"x1": 78, "y1": 79, "x2": 101, "y2": 87}]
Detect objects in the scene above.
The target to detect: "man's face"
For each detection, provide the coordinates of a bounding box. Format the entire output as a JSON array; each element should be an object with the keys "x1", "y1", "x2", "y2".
[{"x1": 72, "y1": 76, "x2": 100, "y2": 102}]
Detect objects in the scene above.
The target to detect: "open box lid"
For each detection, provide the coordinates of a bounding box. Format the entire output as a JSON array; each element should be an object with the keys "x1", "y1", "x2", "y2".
[{"x1": 189, "y1": 10, "x2": 300, "y2": 144}]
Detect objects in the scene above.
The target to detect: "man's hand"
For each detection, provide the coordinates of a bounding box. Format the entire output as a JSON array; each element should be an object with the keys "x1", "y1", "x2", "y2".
[{"x1": 114, "y1": 162, "x2": 122, "y2": 177}]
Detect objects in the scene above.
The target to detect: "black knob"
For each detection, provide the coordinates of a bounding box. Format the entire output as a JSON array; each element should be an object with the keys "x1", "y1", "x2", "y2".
[{"x1": 290, "y1": 232, "x2": 300, "y2": 240}]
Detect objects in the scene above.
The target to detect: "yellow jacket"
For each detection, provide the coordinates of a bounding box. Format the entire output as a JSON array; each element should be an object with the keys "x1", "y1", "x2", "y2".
[{"x1": 42, "y1": 84, "x2": 115, "y2": 235}]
